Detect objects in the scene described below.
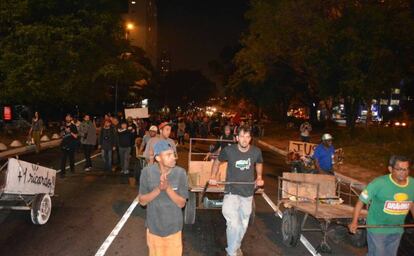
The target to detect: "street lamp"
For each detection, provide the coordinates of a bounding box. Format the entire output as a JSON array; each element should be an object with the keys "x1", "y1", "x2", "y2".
[{"x1": 125, "y1": 22, "x2": 134, "y2": 40}]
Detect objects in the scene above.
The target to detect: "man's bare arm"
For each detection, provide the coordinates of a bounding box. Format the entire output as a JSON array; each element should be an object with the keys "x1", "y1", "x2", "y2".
[
  {"x1": 410, "y1": 202, "x2": 414, "y2": 218},
  {"x1": 166, "y1": 187, "x2": 186, "y2": 208},
  {"x1": 348, "y1": 200, "x2": 365, "y2": 233},
  {"x1": 138, "y1": 188, "x2": 161, "y2": 206}
]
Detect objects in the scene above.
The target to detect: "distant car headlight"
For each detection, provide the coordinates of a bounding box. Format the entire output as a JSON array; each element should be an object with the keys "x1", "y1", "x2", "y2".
[
  {"x1": 401, "y1": 122, "x2": 407, "y2": 127},
  {"x1": 395, "y1": 122, "x2": 400, "y2": 126}
]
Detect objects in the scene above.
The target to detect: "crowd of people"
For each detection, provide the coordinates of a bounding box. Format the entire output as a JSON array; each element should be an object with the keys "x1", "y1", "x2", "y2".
[{"x1": 51, "y1": 111, "x2": 264, "y2": 179}]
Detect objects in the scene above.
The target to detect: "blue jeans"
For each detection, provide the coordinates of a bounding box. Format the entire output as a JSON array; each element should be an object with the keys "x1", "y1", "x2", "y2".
[
  {"x1": 222, "y1": 194, "x2": 253, "y2": 256},
  {"x1": 119, "y1": 147, "x2": 131, "y2": 172},
  {"x1": 367, "y1": 232, "x2": 402, "y2": 256},
  {"x1": 101, "y1": 149, "x2": 112, "y2": 171}
]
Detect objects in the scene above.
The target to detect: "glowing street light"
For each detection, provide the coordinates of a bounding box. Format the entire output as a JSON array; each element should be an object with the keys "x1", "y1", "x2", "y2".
[{"x1": 126, "y1": 22, "x2": 134, "y2": 31}]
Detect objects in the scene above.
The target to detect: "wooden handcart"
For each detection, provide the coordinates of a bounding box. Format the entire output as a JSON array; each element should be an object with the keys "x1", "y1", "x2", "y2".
[{"x1": 277, "y1": 172, "x2": 367, "y2": 253}]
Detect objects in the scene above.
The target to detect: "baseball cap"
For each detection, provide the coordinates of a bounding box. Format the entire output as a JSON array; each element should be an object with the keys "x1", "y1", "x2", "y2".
[
  {"x1": 322, "y1": 133, "x2": 333, "y2": 141},
  {"x1": 159, "y1": 122, "x2": 172, "y2": 130},
  {"x1": 149, "y1": 125, "x2": 158, "y2": 132},
  {"x1": 154, "y1": 140, "x2": 173, "y2": 156}
]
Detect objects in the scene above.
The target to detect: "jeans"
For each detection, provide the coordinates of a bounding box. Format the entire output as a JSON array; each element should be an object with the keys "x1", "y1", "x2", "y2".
[
  {"x1": 82, "y1": 144, "x2": 93, "y2": 168},
  {"x1": 102, "y1": 149, "x2": 112, "y2": 172},
  {"x1": 222, "y1": 194, "x2": 253, "y2": 256},
  {"x1": 61, "y1": 148, "x2": 75, "y2": 174},
  {"x1": 178, "y1": 135, "x2": 185, "y2": 145},
  {"x1": 367, "y1": 232, "x2": 402, "y2": 256},
  {"x1": 119, "y1": 147, "x2": 131, "y2": 172}
]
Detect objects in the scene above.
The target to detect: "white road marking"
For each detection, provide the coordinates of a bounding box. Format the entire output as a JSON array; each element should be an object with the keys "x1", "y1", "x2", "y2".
[
  {"x1": 95, "y1": 197, "x2": 139, "y2": 256},
  {"x1": 56, "y1": 152, "x2": 101, "y2": 173},
  {"x1": 261, "y1": 192, "x2": 322, "y2": 256}
]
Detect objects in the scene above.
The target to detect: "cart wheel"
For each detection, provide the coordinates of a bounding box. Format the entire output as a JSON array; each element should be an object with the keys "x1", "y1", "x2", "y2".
[
  {"x1": 350, "y1": 229, "x2": 367, "y2": 248},
  {"x1": 281, "y1": 208, "x2": 301, "y2": 247},
  {"x1": 31, "y1": 194, "x2": 52, "y2": 225},
  {"x1": 248, "y1": 198, "x2": 255, "y2": 226},
  {"x1": 184, "y1": 192, "x2": 196, "y2": 224}
]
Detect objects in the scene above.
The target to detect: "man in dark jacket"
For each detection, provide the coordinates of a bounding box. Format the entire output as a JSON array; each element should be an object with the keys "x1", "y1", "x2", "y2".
[
  {"x1": 99, "y1": 119, "x2": 116, "y2": 172},
  {"x1": 117, "y1": 120, "x2": 134, "y2": 174},
  {"x1": 60, "y1": 114, "x2": 78, "y2": 178}
]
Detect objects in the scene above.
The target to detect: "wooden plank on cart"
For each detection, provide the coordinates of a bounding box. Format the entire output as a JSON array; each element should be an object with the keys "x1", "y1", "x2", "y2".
[
  {"x1": 3, "y1": 158, "x2": 56, "y2": 195},
  {"x1": 188, "y1": 161, "x2": 227, "y2": 188},
  {"x1": 282, "y1": 173, "x2": 336, "y2": 199},
  {"x1": 281, "y1": 200, "x2": 368, "y2": 219}
]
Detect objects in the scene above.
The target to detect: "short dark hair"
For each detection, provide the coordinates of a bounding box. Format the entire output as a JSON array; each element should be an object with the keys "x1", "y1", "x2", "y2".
[
  {"x1": 388, "y1": 155, "x2": 411, "y2": 168},
  {"x1": 237, "y1": 125, "x2": 251, "y2": 136}
]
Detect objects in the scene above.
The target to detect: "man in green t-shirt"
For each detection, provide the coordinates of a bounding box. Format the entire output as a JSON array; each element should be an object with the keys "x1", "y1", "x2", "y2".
[{"x1": 349, "y1": 155, "x2": 414, "y2": 256}]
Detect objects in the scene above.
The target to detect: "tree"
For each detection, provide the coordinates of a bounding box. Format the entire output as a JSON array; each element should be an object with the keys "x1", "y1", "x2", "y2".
[
  {"x1": 232, "y1": 0, "x2": 414, "y2": 128},
  {"x1": 0, "y1": 0, "x2": 150, "y2": 114}
]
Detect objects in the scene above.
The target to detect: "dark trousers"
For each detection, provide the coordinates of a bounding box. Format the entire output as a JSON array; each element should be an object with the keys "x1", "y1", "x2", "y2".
[
  {"x1": 61, "y1": 148, "x2": 75, "y2": 174},
  {"x1": 83, "y1": 144, "x2": 93, "y2": 168},
  {"x1": 178, "y1": 135, "x2": 185, "y2": 145}
]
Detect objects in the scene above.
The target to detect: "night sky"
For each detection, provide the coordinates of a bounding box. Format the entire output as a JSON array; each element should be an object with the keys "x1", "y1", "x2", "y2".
[{"x1": 157, "y1": 0, "x2": 249, "y2": 79}]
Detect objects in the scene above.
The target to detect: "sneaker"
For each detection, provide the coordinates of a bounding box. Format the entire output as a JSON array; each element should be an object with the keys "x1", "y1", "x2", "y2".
[
  {"x1": 84, "y1": 167, "x2": 91, "y2": 172},
  {"x1": 124, "y1": 170, "x2": 129, "y2": 175}
]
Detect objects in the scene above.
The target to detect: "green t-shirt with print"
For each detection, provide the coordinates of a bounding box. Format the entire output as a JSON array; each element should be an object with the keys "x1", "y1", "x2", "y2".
[{"x1": 359, "y1": 174, "x2": 414, "y2": 234}]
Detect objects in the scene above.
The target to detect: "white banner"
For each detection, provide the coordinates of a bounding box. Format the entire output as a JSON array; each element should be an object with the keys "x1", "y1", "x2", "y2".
[
  {"x1": 4, "y1": 158, "x2": 56, "y2": 195},
  {"x1": 124, "y1": 107, "x2": 149, "y2": 119}
]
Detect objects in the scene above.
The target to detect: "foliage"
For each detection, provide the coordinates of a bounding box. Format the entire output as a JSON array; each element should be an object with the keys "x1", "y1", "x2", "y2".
[
  {"x1": 231, "y1": 0, "x2": 414, "y2": 127},
  {"x1": 0, "y1": 0, "x2": 151, "y2": 114}
]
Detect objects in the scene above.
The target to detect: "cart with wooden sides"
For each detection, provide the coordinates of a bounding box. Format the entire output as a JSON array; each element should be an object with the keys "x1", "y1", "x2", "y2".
[
  {"x1": 0, "y1": 158, "x2": 56, "y2": 225},
  {"x1": 184, "y1": 138, "x2": 262, "y2": 225},
  {"x1": 286, "y1": 141, "x2": 344, "y2": 173},
  {"x1": 276, "y1": 172, "x2": 367, "y2": 253}
]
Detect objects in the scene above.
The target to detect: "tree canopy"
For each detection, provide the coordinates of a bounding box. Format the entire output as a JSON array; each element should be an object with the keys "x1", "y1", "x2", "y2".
[
  {"x1": 231, "y1": 0, "x2": 414, "y2": 126},
  {"x1": 0, "y1": 0, "x2": 151, "y2": 114}
]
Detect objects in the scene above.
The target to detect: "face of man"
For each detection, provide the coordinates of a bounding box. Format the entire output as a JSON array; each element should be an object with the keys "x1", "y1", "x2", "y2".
[
  {"x1": 149, "y1": 130, "x2": 157, "y2": 137},
  {"x1": 237, "y1": 130, "x2": 251, "y2": 149},
  {"x1": 156, "y1": 149, "x2": 176, "y2": 169},
  {"x1": 389, "y1": 160, "x2": 410, "y2": 183},
  {"x1": 104, "y1": 120, "x2": 111, "y2": 128},
  {"x1": 84, "y1": 115, "x2": 90, "y2": 121},
  {"x1": 121, "y1": 123, "x2": 127, "y2": 129},
  {"x1": 65, "y1": 115, "x2": 72, "y2": 123},
  {"x1": 224, "y1": 126, "x2": 231, "y2": 135},
  {"x1": 160, "y1": 126, "x2": 171, "y2": 139},
  {"x1": 323, "y1": 139, "x2": 332, "y2": 147}
]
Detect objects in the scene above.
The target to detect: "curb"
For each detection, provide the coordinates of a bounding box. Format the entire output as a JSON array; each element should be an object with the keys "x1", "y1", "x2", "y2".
[
  {"x1": 257, "y1": 139, "x2": 367, "y2": 189},
  {"x1": 0, "y1": 139, "x2": 62, "y2": 159}
]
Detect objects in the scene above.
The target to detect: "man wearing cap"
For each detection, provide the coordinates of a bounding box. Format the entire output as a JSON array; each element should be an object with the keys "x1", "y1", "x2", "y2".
[
  {"x1": 140, "y1": 125, "x2": 158, "y2": 155},
  {"x1": 138, "y1": 140, "x2": 188, "y2": 256},
  {"x1": 312, "y1": 133, "x2": 335, "y2": 175},
  {"x1": 144, "y1": 122, "x2": 177, "y2": 164}
]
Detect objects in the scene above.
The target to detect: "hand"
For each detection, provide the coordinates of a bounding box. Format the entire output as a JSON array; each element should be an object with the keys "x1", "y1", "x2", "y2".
[
  {"x1": 208, "y1": 178, "x2": 217, "y2": 186},
  {"x1": 255, "y1": 177, "x2": 264, "y2": 187},
  {"x1": 348, "y1": 222, "x2": 358, "y2": 234},
  {"x1": 203, "y1": 153, "x2": 211, "y2": 161},
  {"x1": 159, "y1": 173, "x2": 169, "y2": 190}
]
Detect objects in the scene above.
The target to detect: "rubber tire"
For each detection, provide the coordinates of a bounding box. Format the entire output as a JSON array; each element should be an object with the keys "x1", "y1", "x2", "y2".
[
  {"x1": 350, "y1": 229, "x2": 367, "y2": 248},
  {"x1": 281, "y1": 208, "x2": 301, "y2": 247},
  {"x1": 31, "y1": 194, "x2": 52, "y2": 225},
  {"x1": 184, "y1": 192, "x2": 196, "y2": 224},
  {"x1": 248, "y1": 198, "x2": 256, "y2": 226}
]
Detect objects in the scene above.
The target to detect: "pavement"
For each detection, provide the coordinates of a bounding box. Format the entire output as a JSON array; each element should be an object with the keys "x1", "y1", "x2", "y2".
[{"x1": 0, "y1": 141, "x2": 412, "y2": 256}]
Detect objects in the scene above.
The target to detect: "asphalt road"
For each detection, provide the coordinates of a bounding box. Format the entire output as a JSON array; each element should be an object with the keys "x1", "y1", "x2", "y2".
[{"x1": 0, "y1": 143, "x2": 412, "y2": 256}]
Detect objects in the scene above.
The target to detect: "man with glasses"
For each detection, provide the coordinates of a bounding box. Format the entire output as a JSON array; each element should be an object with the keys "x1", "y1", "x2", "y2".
[
  {"x1": 349, "y1": 155, "x2": 414, "y2": 256},
  {"x1": 312, "y1": 133, "x2": 335, "y2": 175}
]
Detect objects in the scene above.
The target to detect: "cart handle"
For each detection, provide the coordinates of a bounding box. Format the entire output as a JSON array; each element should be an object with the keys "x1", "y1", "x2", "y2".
[{"x1": 357, "y1": 224, "x2": 414, "y2": 229}]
